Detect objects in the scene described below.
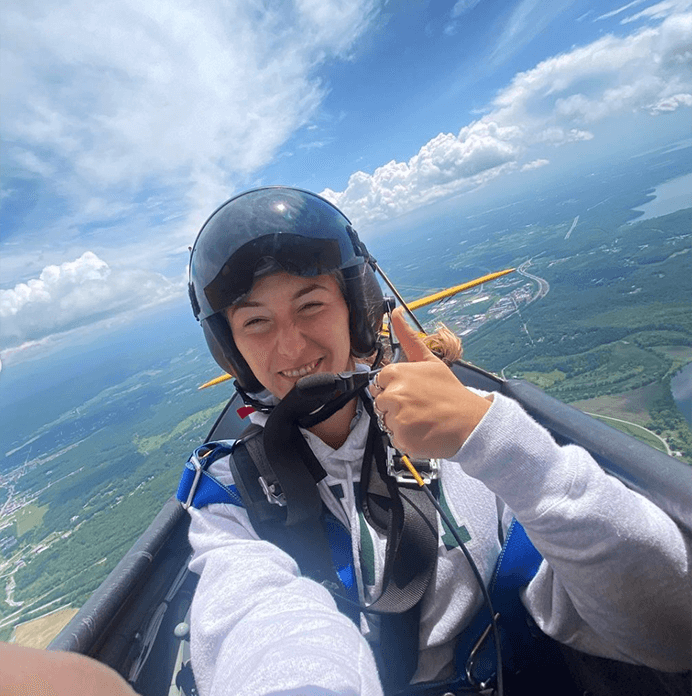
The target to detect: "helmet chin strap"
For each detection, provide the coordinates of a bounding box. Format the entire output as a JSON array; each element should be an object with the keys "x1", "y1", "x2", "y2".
[{"x1": 235, "y1": 340, "x2": 386, "y2": 424}]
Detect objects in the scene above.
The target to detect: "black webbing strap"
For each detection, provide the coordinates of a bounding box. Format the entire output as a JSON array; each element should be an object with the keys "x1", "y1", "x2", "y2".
[
  {"x1": 361, "y1": 400, "x2": 439, "y2": 614},
  {"x1": 229, "y1": 432, "x2": 341, "y2": 588},
  {"x1": 357, "y1": 405, "x2": 439, "y2": 694},
  {"x1": 261, "y1": 381, "x2": 330, "y2": 526},
  {"x1": 230, "y1": 405, "x2": 439, "y2": 694}
]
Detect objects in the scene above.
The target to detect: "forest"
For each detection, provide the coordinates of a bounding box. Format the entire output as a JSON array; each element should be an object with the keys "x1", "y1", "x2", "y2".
[{"x1": 1, "y1": 161, "x2": 690, "y2": 640}]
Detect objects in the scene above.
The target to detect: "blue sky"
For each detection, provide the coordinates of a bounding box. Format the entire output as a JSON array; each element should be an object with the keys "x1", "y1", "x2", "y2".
[{"x1": 1, "y1": 0, "x2": 691, "y2": 366}]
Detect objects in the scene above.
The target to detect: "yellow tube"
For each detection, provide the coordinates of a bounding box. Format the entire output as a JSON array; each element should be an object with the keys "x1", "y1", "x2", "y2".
[
  {"x1": 198, "y1": 373, "x2": 233, "y2": 390},
  {"x1": 400, "y1": 454, "x2": 426, "y2": 487},
  {"x1": 406, "y1": 268, "x2": 515, "y2": 310}
]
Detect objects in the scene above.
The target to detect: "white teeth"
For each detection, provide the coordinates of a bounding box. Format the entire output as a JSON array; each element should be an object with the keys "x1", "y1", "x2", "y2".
[{"x1": 281, "y1": 359, "x2": 320, "y2": 378}]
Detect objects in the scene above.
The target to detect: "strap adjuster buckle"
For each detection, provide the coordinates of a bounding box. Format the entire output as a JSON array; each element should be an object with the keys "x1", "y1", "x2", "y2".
[
  {"x1": 386, "y1": 447, "x2": 440, "y2": 484},
  {"x1": 258, "y1": 476, "x2": 287, "y2": 506}
]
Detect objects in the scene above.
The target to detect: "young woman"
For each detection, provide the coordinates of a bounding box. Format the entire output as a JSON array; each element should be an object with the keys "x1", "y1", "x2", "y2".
[{"x1": 184, "y1": 187, "x2": 690, "y2": 696}]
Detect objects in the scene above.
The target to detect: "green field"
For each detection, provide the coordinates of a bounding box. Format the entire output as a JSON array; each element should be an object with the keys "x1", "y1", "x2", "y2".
[
  {"x1": 571, "y1": 383, "x2": 661, "y2": 428},
  {"x1": 584, "y1": 413, "x2": 669, "y2": 454},
  {"x1": 14, "y1": 504, "x2": 49, "y2": 538},
  {"x1": 0, "y1": 344, "x2": 230, "y2": 636}
]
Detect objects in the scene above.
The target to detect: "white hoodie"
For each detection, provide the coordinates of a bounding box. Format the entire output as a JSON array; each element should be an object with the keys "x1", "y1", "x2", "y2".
[{"x1": 186, "y1": 392, "x2": 691, "y2": 696}]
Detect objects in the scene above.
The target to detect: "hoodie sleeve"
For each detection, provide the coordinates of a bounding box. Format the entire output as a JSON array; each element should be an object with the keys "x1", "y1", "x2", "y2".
[
  {"x1": 452, "y1": 393, "x2": 691, "y2": 673},
  {"x1": 186, "y1": 482, "x2": 384, "y2": 696}
]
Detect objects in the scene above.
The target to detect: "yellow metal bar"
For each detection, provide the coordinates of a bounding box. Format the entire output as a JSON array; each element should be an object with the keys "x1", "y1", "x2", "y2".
[
  {"x1": 198, "y1": 373, "x2": 233, "y2": 390},
  {"x1": 406, "y1": 268, "x2": 515, "y2": 310}
]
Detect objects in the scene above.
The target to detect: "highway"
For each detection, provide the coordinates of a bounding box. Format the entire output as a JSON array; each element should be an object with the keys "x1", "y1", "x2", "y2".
[{"x1": 517, "y1": 259, "x2": 549, "y2": 303}]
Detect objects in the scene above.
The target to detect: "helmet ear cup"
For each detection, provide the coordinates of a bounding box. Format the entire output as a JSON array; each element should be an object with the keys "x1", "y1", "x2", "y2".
[
  {"x1": 202, "y1": 314, "x2": 264, "y2": 393},
  {"x1": 343, "y1": 263, "x2": 384, "y2": 357}
]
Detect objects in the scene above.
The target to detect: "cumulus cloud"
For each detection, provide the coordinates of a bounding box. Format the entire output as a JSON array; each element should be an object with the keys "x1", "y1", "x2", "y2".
[
  {"x1": 0, "y1": 252, "x2": 183, "y2": 350},
  {"x1": 323, "y1": 123, "x2": 521, "y2": 223},
  {"x1": 324, "y1": 9, "x2": 692, "y2": 226}
]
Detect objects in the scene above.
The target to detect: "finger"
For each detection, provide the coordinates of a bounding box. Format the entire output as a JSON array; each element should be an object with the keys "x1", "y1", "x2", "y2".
[{"x1": 391, "y1": 307, "x2": 438, "y2": 363}]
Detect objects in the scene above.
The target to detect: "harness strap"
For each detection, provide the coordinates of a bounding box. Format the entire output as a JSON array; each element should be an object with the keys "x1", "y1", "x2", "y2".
[
  {"x1": 365, "y1": 432, "x2": 438, "y2": 614},
  {"x1": 358, "y1": 402, "x2": 440, "y2": 694},
  {"x1": 262, "y1": 405, "x2": 326, "y2": 527}
]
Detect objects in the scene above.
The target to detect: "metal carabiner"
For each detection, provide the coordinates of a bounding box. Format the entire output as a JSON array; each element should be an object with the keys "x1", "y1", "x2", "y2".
[
  {"x1": 465, "y1": 612, "x2": 501, "y2": 689},
  {"x1": 183, "y1": 447, "x2": 214, "y2": 510}
]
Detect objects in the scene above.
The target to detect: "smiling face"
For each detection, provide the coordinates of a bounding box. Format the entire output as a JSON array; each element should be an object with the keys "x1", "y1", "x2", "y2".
[{"x1": 226, "y1": 272, "x2": 354, "y2": 399}]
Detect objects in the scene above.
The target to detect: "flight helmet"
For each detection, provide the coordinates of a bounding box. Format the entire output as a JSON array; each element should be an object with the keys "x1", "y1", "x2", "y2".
[{"x1": 188, "y1": 187, "x2": 384, "y2": 393}]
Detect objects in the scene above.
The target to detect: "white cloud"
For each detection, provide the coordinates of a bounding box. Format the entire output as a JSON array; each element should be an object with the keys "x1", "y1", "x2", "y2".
[
  {"x1": 323, "y1": 123, "x2": 521, "y2": 223},
  {"x1": 596, "y1": 0, "x2": 647, "y2": 21},
  {"x1": 451, "y1": 0, "x2": 484, "y2": 18},
  {"x1": 621, "y1": 0, "x2": 692, "y2": 23},
  {"x1": 488, "y1": 0, "x2": 574, "y2": 69},
  {"x1": 648, "y1": 93, "x2": 692, "y2": 112},
  {"x1": 0, "y1": 252, "x2": 183, "y2": 350},
  {"x1": 0, "y1": 0, "x2": 380, "y2": 356},
  {"x1": 521, "y1": 159, "x2": 550, "y2": 171},
  {"x1": 1, "y1": 0, "x2": 379, "y2": 265},
  {"x1": 324, "y1": 9, "x2": 692, "y2": 226},
  {"x1": 444, "y1": 0, "x2": 483, "y2": 34}
]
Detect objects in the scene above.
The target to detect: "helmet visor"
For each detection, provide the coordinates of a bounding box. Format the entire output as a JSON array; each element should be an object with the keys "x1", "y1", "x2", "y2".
[
  {"x1": 190, "y1": 188, "x2": 362, "y2": 320},
  {"x1": 203, "y1": 233, "x2": 355, "y2": 317}
]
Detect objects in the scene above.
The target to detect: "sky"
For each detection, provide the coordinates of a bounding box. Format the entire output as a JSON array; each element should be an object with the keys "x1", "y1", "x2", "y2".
[{"x1": 1, "y1": 0, "x2": 691, "y2": 368}]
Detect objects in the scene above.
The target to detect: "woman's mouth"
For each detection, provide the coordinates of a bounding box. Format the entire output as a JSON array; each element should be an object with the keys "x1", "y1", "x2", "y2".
[{"x1": 279, "y1": 358, "x2": 323, "y2": 379}]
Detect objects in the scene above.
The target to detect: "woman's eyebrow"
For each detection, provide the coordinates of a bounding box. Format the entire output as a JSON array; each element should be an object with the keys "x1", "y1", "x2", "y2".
[
  {"x1": 231, "y1": 298, "x2": 262, "y2": 312},
  {"x1": 292, "y1": 283, "x2": 327, "y2": 300}
]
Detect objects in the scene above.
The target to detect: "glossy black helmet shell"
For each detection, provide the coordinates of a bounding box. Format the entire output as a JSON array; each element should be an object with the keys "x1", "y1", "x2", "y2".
[{"x1": 188, "y1": 187, "x2": 384, "y2": 392}]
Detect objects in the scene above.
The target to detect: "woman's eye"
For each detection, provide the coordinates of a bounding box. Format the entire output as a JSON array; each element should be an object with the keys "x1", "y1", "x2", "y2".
[
  {"x1": 300, "y1": 301, "x2": 323, "y2": 313},
  {"x1": 244, "y1": 317, "x2": 268, "y2": 328}
]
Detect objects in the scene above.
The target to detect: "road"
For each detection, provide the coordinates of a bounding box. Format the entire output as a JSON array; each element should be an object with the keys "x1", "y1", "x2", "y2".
[
  {"x1": 564, "y1": 215, "x2": 579, "y2": 239},
  {"x1": 517, "y1": 259, "x2": 549, "y2": 303},
  {"x1": 583, "y1": 411, "x2": 672, "y2": 456}
]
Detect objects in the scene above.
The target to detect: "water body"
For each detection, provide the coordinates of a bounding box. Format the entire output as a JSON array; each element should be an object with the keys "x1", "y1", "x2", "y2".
[
  {"x1": 633, "y1": 172, "x2": 692, "y2": 221},
  {"x1": 671, "y1": 362, "x2": 692, "y2": 428}
]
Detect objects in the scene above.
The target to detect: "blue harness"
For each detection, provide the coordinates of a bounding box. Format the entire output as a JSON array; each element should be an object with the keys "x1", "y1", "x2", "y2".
[{"x1": 177, "y1": 440, "x2": 543, "y2": 692}]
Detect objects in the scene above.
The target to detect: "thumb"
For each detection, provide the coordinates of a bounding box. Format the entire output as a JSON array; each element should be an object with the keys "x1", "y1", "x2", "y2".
[{"x1": 390, "y1": 307, "x2": 438, "y2": 363}]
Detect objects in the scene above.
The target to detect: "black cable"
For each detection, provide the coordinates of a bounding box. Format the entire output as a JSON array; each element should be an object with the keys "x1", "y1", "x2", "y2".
[
  {"x1": 420, "y1": 483, "x2": 503, "y2": 696},
  {"x1": 329, "y1": 467, "x2": 504, "y2": 694},
  {"x1": 374, "y1": 262, "x2": 427, "y2": 334}
]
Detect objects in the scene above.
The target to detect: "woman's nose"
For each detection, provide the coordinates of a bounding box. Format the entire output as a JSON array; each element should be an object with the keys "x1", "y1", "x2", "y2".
[{"x1": 275, "y1": 322, "x2": 307, "y2": 358}]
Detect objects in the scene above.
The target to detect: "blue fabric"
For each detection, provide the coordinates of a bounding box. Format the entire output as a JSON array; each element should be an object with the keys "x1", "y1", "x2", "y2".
[
  {"x1": 176, "y1": 441, "x2": 244, "y2": 509},
  {"x1": 490, "y1": 518, "x2": 543, "y2": 612},
  {"x1": 322, "y1": 511, "x2": 358, "y2": 599},
  {"x1": 451, "y1": 517, "x2": 542, "y2": 688}
]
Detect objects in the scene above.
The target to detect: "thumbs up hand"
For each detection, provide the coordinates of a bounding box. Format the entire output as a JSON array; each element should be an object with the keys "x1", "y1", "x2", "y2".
[{"x1": 369, "y1": 307, "x2": 492, "y2": 459}]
